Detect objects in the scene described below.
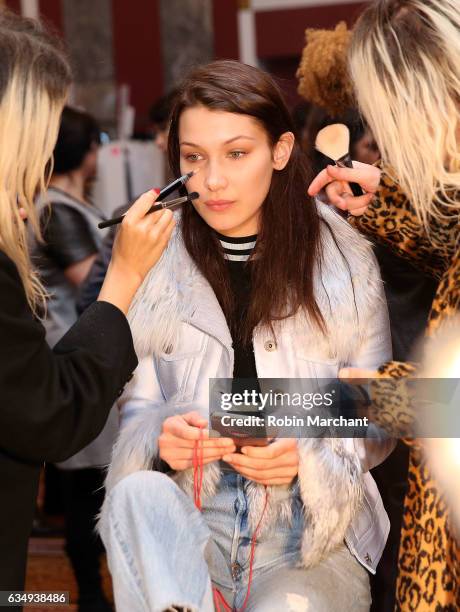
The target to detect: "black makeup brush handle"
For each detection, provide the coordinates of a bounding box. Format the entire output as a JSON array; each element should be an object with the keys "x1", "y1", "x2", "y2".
[{"x1": 336, "y1": 155, "x2": 364, "y2": 197}]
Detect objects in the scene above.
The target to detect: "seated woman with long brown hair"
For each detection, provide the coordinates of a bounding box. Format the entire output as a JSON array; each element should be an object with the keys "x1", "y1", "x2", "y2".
[{"x1": 99, "y1": 60, "x2": 394, "y2": 612}]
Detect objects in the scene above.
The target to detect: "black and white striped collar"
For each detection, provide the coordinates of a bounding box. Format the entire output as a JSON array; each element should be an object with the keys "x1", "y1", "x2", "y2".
[{"x1": 215, "y1": 232, "x2": 257, "y2": 262}]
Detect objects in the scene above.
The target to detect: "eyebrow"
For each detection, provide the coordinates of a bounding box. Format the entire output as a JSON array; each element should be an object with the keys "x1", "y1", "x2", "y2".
[{"x1": 179, "y1": 135, "x2": 256, "y2": 147}]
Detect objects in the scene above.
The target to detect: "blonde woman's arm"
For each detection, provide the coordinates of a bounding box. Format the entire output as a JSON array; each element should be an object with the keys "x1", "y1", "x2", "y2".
[{"x1": 308, "y1": 162, "x2": 446, "y2": 279}]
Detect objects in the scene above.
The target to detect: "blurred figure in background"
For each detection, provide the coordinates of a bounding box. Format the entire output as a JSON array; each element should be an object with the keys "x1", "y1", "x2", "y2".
[
  {"x1": 33, "y1": 107, "x2": 105, "y2": 344},
  {"x1": 352, "y1": 126, "x2": 380, "y2": 166},
  {"x1": 147, "y1": 89, "x2": 178, "y2": 153},
  {"x1": 31, "y1": 106, "x2": 115, "y2": 612},
  {"x1": 291, "y1": 100, "x2": 313, "y2": 153}
]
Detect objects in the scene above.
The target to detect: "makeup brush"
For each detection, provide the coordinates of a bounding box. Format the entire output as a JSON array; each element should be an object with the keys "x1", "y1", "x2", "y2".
[
  {"x1": 98, "y1": 192, "x2": 199, "y2": 229},
  {"x1": 315, "y1": 124, "x2": 364, "y2": 197},
  {"x1": 98, "y1": 169, "x2": 198, "y2": 229}
]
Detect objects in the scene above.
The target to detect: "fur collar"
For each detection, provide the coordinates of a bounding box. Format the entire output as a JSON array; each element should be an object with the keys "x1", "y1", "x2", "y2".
[{"x1": 127, "y1": 202, "x2": 382, "y2": 363}]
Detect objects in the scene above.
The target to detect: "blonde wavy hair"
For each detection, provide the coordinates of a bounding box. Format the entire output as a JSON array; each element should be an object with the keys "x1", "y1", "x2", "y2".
[
  {"x1": 0, "y1": 10, "x2": 71, "y2": 313},
  {"x1": 349, "y1": 0, "x2": 460, "y2": 228}
]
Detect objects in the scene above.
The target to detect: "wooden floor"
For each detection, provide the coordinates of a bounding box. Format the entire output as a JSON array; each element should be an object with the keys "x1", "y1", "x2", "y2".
[{"x1": 24, "y1": 537, "x2": 113, "y2": 612}]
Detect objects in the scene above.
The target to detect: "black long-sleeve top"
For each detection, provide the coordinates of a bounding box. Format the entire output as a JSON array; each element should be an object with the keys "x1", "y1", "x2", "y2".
[{"x1": 0, "y1": 251, "x2": 137, "y2": 594}]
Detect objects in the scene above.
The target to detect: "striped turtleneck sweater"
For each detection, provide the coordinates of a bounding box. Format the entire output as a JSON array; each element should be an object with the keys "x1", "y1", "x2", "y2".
[
  {"x1": 217, "y1": 233, "x2": 257, "y2": 263},
  {"x1": 214, "y1": 231, "x2": 259, "y2": 386}
]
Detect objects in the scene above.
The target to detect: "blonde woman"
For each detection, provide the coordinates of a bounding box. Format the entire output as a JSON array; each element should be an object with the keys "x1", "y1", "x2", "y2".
[
  {"x1": 0, "y1": 10, "x2": 174, "y2": 594},
  {"x1": 309, "y1": 0, "x2": 460, "y2": 609}
]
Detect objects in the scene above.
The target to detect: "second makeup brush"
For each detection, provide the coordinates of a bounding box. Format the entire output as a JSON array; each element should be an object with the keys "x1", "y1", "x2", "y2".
[
  {"x1": 98, "y1": 191, "x2": 199, "y2": 229},
  {"x1": 98, "y1": 169, "x2": 197, "y2": 229},
  {"x1": 314, "y1": 123, "x2": 364, "y2": 197}
]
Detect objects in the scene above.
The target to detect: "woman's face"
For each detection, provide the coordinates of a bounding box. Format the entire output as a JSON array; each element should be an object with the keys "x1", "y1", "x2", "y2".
[{"x1": 179, "y1": 105, "x2": 293, "y2": 237}]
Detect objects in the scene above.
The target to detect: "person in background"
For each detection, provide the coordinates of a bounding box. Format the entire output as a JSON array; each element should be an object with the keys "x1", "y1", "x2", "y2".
[
  {"x1": 0, "y1": 9, "x2": 174, "y2": 606},
  {"x1": 31, "y1": 106, "x2": 116, "y2": 612},
  {"x1": 291, "y1": 100, "x2": 313, "y2": 153},
  {"x1": 352, "y1": 127, "x2": 380, "y2": 166},
  {"x1": 33, "y1": 107, "x2": 105, "y2": 345},
  {"x1": 148, "y1": 89, "x2": 178, "y2": 153}
]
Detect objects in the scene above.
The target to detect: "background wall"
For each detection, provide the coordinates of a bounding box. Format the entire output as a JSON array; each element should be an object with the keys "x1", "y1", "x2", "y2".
[{"x1": 4, "y1": 0, "x2": 368, "y2": 133}]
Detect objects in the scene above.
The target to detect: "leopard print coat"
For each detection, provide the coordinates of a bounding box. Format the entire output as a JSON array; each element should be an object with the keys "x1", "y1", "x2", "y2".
[{"x1": 349, "y1": 168, "x2": 460, "y2": 611}]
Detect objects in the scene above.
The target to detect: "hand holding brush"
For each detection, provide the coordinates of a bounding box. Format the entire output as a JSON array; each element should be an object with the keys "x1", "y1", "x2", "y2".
[
  {"x1": 98, "y1": 170, "x2": 200, "y2": 229},
  {"x1": 309, "y1": 124, "x2": 381, "y2": 215}
]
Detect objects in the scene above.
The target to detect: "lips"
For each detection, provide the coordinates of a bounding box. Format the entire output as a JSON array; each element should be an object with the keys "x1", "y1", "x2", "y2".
[{"x1": 204, "y1": 200, "x2": 234, "y2": 212}]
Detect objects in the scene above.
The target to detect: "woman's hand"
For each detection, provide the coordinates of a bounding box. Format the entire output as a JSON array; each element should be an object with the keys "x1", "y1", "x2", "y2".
[
  {"x1": 308, "y1": 162, "x2": 381, "y2": 216},
  {"x1": 222, "y1": 438, "x2": 299, "y2": 485},
  {"x1": 98, "y1": 189, "x2": 175, "y2": 314},
  {"x1": 112, "y1": 189, "x2": 175, "y2": 283},
  {"x1": 159, "y1": 411, "x2": 236, "y2": 471}
]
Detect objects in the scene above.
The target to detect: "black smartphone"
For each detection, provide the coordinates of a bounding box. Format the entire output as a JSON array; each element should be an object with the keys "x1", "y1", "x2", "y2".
[{"x1": 210, "y1": 410, "x2": 270, "y2": 447}]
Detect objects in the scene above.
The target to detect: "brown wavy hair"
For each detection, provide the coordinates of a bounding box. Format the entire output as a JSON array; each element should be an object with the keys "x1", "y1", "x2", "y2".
[
  {"x1": 297, "y1": 21, "x2": 354, "y2": 116},
  {"x1": 168, "y1": 60, "x2": 325, "y2": 344}
]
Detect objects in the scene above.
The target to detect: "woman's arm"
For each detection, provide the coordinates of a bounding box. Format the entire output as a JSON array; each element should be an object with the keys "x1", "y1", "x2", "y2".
[
  {"x1": 1, "y1": 191, "x2": 175, "y2": 463},
  {"x1": 40, "y1": 203, "x2": 99, "y2": 287},
  {"x1": 349, "y1": 169, "x2": 447, "y2": 279},
  {"x1": 0, "y1": 253, "x2": 136, "y2": 464},
  {"x1": 354, "y1": 250, "x2": 460, "y2": 442},
  {"x1": 308, "y1": 163, "x2": 447, "y2": 279}
]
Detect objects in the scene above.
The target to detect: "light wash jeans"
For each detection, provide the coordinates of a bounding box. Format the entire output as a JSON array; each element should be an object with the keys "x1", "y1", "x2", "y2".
[{"x1": 99, "y1": 470, "x2": 371, "y2": 612}]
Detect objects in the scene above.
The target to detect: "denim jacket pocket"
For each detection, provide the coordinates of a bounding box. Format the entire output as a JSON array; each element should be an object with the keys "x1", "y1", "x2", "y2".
[{"x1": 155, "y1": 323, "x2": 208, "y2": 402}]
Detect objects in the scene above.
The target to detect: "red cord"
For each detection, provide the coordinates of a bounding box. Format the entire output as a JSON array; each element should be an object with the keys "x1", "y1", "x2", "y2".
[
  {"x1": 193, "y1": 427, "x2": 204, "y2": 510},
  {"x1": 193, "y1": 430, "x2": 269, "y2": 612}
]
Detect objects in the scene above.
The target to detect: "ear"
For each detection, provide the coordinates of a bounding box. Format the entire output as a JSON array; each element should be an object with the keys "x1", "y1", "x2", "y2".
[{"x1": 272, "y1": 131, "x2": 295, "y2": 170}]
